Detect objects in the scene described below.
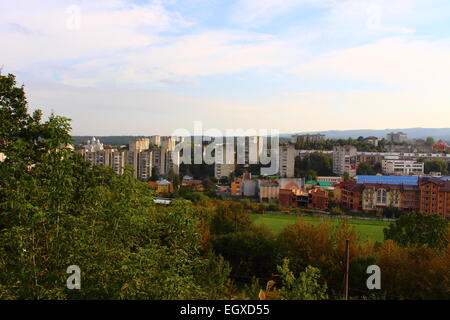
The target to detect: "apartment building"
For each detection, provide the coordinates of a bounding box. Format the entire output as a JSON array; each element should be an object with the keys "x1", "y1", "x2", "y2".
[
  {"x1": 279, "y1": 145, "x2": 295, "y2": 178},
  {"x1": 137, "y1": 150, "x2": 153, "y2": 181},
  {"x1": 111, "y1": 150, "x2": 126, "y2": 175},
  {"x1": 214, "y1": 143, "x2": 235, "y2": 179},
  {"x1": 152, "y1": 148, "x2": 180, "y2": 176},
  {"x1": 161, "y1": 136, "x2": 176, "y2": 152},
  {"x1": 419, "y1": 177, "x2": 450, "y2": 219},
  {"x1": 150, "y1": 135, "x2": 161, "y2": 147},
  {"x1": 387, "y1": 132, "x2": 408, "y2": 143},
  {"x1": 291, "y1": 133, "x2": 325, "y2": 144},
  {"x1": 81, "y1": 149, "x2": 112, "y2": 167},
  {"x1": 333, "y1": 145, "x2": 358, "y2": 177}
]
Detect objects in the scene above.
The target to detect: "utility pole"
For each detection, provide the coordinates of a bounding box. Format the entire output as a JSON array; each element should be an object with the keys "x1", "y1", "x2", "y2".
[{"x1": 344, "y1": 239, "x2": 350, "y2": 300}]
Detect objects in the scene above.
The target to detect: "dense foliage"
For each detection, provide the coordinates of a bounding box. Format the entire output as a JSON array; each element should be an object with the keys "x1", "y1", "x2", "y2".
[{"x1": 0, "y1": 74, "x2": 230, "y2": 299}]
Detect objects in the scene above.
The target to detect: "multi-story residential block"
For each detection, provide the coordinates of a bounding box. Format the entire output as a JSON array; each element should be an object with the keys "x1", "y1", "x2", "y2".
[
  {"x1": 401, "y1": 185, "x2": 421, "y2": 212},
  {"x1": 111, "y1": 150, "x2": 126, "y2": 175},
  {"x1": 361, "y1": 185, "x2": 402, "y2": 212},
  {"x1": 291, "y1": 133, "x2": 326, "y2": 144},
  {"x1": 363, "y1": 136, "x2": 380, "y2": 147},
  {"x1": 129, "y1": 138, "x2": 149, "y2": 153},
  {"x1": 333, "y1": 145, "x2": 358, "y2": 177},
  {"x1": 161, "y1": 136, "x2": 176, "y2": 152},
  {"x1": 382, "y1": 157, "x2": 424, "y2": 175},
  {"x1": 214, "y1": 143, "x2": 235, "y2": 179},
  {"x1": 387, "y1": 132, "x2": 408, "y2": 143},
  {"x1": 151, "y1": 147, "x2": 179, "y2": 176},
  {"x1": 128, "y1": 138, "x2": 150, "y2": 178},
  {"x1": 338, "y1": 176, "x2": 421, "y2": 214},
  {"x1": 150, "y1": 135, "x2": 161, "y2": 147},
  {"x1": 137, "y1": 150, "x2": 153, "y2": 181},
  {"x1": 163, "y1": 148, "x2": 179, "y2": 175},
  {"x1": 81, "y1": 149, "x2": 112, "y2": 167},
  {"x1": 279, "y1": 145, "x2": 295, "y2": 178},
  {"x1": 419, "y1": 177, "x2": 450, "y2": 219},
  {"x1": 336, "y1": 182, "x2": 364, "y2": 211},
  {"x1": 309, "y1": 188, "x2": 330, "y2": 210}
]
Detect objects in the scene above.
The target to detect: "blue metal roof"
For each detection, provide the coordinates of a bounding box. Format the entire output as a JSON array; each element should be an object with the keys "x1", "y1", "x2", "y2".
[{"x1": 355, "y1": 175, "x2": 419, "y2": 185}]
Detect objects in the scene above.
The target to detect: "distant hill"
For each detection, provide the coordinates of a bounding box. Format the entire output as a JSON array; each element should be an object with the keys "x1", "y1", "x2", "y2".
[
  {"x1": 284, "y1": 128, "x2": 450, "y2": 142},
  {"x1": 71, "y1": 136, "x2": 147, "y2": 146}
]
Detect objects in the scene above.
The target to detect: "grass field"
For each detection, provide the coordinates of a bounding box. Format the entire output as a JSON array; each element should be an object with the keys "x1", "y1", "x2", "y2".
[{"x1": 250, "y1": 213, "x2": 391, "y2": 243}]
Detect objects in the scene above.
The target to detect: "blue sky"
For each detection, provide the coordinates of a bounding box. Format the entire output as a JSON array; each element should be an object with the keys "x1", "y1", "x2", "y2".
[{"x1": 2, "y1": 0, "x2": 450, "y2": 135}]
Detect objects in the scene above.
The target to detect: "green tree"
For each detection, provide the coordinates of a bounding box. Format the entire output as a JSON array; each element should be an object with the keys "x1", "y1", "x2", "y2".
[
  {"x1": 212, "y1": 225, "x2": 277, "y2": 282},
  {"x1": 276, "y1": 259, "x2": 328, "y2": 300},
  {"x1": 356, "y1": 162, "x2": 375, "y2": 175},
  {"x1": 422, "y1": 158, "x2": 448, "y2": 175},
  {"x1": 0, "y1": 73, "x2": 232, "y2": 299},
  {"x1": 425, "y1": 136, "x2": 436, "y2": 146},
  {"x1": 210, "y1": 201, "x2": 251, "y2": 235},
  {"x1": 383, "y1": 212, "x2": 449, "y2": 249}
]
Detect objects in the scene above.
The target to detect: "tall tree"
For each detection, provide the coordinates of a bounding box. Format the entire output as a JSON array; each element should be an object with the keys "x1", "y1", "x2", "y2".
[{"x1": 383, "y1": 212, "x2": 449, "y2": 249}]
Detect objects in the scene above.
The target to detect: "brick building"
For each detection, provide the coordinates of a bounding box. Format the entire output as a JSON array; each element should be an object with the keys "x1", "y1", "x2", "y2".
[{"x1": 419, "y1": 177, "x2": 450, "y2": 219}]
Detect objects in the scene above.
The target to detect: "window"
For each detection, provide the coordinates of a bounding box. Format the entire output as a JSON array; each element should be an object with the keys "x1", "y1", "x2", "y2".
[{"x1": 377, "y1": 189, "x2": 387, "y2": 204}]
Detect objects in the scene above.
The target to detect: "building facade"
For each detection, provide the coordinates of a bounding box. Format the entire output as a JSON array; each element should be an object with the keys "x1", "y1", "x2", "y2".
[
  {"x1": 279, "y1": 145, "x2": 295, "y2": 178},
  {"x1": 382, "y1": 158, "x2": 424, "y2": 176},
  {"x1": 419, "y1": 177, "x2": 450, "y2": 219},
  {"x1": 333, "y1": 145, "x2": 358, "y2": 177}
]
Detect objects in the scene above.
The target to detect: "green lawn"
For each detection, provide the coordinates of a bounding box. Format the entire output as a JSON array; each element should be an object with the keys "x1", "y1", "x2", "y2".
[{"x1": 250, "y1": 213, "x2": 391, "y2": 243}]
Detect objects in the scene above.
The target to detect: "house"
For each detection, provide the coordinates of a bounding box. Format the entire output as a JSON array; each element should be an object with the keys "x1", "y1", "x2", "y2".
[
  {"x1": 309, "y1": 188, "x2": 329, "y2": 210},
  {"x1": 148, "y1": 179, "x2": 173, "y2": 194}
]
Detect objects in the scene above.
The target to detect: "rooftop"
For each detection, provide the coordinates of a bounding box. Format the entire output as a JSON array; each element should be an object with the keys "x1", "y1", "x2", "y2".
[{"x1": 355, "y1": 175, "x2": 419, "y2": 185}]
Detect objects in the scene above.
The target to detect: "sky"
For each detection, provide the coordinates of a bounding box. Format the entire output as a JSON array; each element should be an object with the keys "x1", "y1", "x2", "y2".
[{"x1": 2, "y1": 0, "x2": 450, "y2": 135}]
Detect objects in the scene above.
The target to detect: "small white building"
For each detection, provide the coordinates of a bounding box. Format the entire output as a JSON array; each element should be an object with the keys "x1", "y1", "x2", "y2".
[{"x1": 382, "y1": 157, "x2": 424, "y2": 175}]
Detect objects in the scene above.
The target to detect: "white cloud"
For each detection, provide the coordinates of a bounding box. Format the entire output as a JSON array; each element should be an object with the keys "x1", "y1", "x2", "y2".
[
  {"x1": 290, "y1": 38, "x2": 450, "y2": 90},
  {"x1": 60, "y1": 30, "x2": 297, "y2": 86},
  {"x1": 0, "y1": 0, "x2": 190, "y2": 70}
]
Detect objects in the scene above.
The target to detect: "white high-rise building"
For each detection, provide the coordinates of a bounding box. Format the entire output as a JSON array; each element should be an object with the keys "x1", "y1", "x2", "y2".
[
  {"x1": 387, "y1": 132, "x2": 408, "y2": 143},
  {"x1": 150, "y1": 135, "x2": 161, "y2": 147},
  {"x1": 215, "y1": 143, "x2": 235, "y2": 179},
  {"x1": 279, "y1": 145, "x2": 295, "y2": 178},
  {"x1": 111, "y1": 150, "x2": 126, "y2": 175},
  {"x1": 128, "y1": 138, "x2": 150, "y2": 178},
  {"x1": 137, "y1": 150, "x2": 153, "y2": 180},
  {"x1": 161, "y1": 136, "x2": 176, "y2": 152},
  {"x1": 333, "y1": 145, "x2": 358, "y2": 177}
]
